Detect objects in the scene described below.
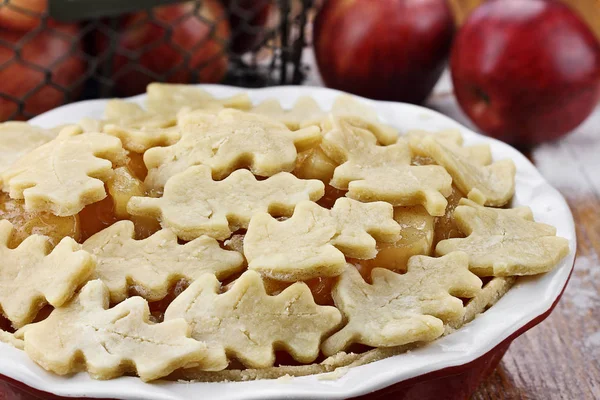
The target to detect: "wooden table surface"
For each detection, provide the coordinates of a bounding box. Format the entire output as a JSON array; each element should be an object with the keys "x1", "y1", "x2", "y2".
[
  {"x1": 428, "y1": 79, "x2": 600, "y2": 400},
  {"x1": 305, "y1": 63, "x2": 600, "y2": 399}
]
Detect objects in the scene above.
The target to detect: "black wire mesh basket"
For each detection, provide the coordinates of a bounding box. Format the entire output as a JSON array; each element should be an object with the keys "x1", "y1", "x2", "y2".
[{"x1": 0, "y1": 0, "x2": 314, "y2": 122}]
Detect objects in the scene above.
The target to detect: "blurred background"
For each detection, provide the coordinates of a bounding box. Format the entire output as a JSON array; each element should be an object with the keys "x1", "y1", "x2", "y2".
[{"x1": 0, "y1": 1, "x2": 599, "y2": 398}]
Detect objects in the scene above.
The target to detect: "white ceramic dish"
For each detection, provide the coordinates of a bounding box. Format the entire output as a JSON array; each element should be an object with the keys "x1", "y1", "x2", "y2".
[{"x1": 0, "y1": 85, "x2": 576, "y2": 400}]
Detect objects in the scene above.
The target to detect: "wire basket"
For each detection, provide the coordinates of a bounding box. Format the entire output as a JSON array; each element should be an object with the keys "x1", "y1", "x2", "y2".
[{"x1": 0, "y1": 0, "x2": 314, "y2": 122}]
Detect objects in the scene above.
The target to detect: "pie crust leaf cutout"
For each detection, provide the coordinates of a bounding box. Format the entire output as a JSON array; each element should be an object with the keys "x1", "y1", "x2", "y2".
[
  {"x1": 164, "y1": 271, "x2": 342, "y2": 369},
  {"x1": 128, "y1": 165, "x2": 324, "y2": 241},
  {"x1": 418, "y1": 136, "x2": 515, "y2": 207},
  {"x1": 0, "y1": 220, "x2": 95, "y2": 328},
  {"x1": 321, "y1": 252, "x2": 482, "y2": 356},
  {"x1": 321, "y1": 117, "x2": 452, "y2": 216},
  {"x1": 146, "y1": 83, "x2": 252, "y2": 114},
  {"x1": 329, "y1": 95, "x2": 398, "y2": 145},
  {"x1": 252, "y1": 96, "x2": 324, "y2": 130},
  {"x1": 17, "y1": 280, "x2": 224, "y2": 381},
  {"x1": 244, "y1": 199, "x2": 401, "y2": 281},
  {"x1": 0, "y1": 122, "x2": 58, "y2": 175},
  {"x1": 407, "y1": 129, "x2": 493, "y2": 166},
  {"x1": 435, "y1": 199, "x2": 570, "y2": 276},
  {"x1": 102, "y1": 100, "x2": 180, "y2": 153},
  {"x1": 1, "y1": 131, "x2": 127, "y2": 216},
  {"x1": 83, "y1": 220, "x2": 245, "y2": 303},
  {"x1": 144, "y1": 108, "x2": 322, "y2": 190}
]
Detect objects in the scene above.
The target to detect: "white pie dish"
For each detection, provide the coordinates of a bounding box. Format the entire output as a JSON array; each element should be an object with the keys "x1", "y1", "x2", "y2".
[{"x1": 0, "y1": 85, "x2": 576, "y2": 400}]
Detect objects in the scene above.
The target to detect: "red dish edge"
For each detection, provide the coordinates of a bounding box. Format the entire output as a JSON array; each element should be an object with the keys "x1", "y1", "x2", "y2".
[{"x1": 0, "y1": 258, "x2": 576, "y2": 400}]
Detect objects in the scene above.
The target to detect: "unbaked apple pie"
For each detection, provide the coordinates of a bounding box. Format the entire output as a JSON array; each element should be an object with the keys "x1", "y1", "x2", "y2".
[{"x1": 0, "y1": 84, "x2": 569, "y2": 382}]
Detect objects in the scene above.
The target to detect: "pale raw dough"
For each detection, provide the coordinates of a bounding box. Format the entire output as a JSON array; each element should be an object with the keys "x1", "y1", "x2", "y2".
[
  {"x1": 144, "y1": 108, "x2": 321, "y2": 190},
  {"x1": 17, "y1": 280, "x2": 223, "y2": 382},
  {"x1": 164, "y1": 271, "x2": 342, "y2": 369},
  {"x1": 244, "y1": 199, "x2": 401, "y2": 281},
  {"x1": 321, "y1": 252, "x2": 482, "y2": 356},
  {"x1": 128, "y1": 165, "x2": 324, "y2": 241},
  {"x1": 83, "y1": 220, "x2": 244, "y2": 303},
  {"x1": 1, "y1": 130, "x2": 127, "y2": 216},
  {"x1": 436, "y1": 199, "x2": 570, "y2": 276},
  {"x1": 321, "y1": 116, "x2": 452, "y2": 216},
  {"x1": 0, "y1": 220, "x2": 95, "y2": 328}
]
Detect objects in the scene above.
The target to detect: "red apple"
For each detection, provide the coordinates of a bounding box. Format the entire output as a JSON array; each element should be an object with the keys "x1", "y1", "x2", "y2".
[
  {"x1": 0, "y1": 0, "x2": 47, "y2": 31},
  {"x1": 313, "y1": 0, "x2": 454, "y2": 104},
  {"x1": 223, "y1": 0, "x2": 273, "y2": 54},
  {"x1": 108, "y1": 0, "x2": 230, "y2": 97},
  {"x1": 451, "y1": 0, "x2": 600, "y2": 146},
  {"x1": 0, "y1": 23, "x2": 86, "y2": 122}
]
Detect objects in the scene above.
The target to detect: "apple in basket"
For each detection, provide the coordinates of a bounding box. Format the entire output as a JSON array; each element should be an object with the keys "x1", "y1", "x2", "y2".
[
  {"x1": 0, "y1": 0, "x2": 47, "y2": 31},
  {"x1": 0, "y1": 22, "x2": 86, "y2": 122},
  {"x1": 107, "y1": 0, "x2": 230, "y2": 97},
  {"x1": 451, "y1": 0, "x2": 600, "y2": 146}
]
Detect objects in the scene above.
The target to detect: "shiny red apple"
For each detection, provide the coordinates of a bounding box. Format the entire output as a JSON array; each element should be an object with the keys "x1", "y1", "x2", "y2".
[
  {"x1": 451, "y1": 0, "x2": 600, "y2": 146},
  {"x1": 0, "y1": 0, "x2": 47, "y2": 31},
  {"x1": 313, "y1": 0, "x2": 454, "y2": 104},
  {"x1": 108, "y1": 0, "x2": 230, "y2": 97},
  {"x1": 0, "y1": 23, "x2": 86, "y2": 121}
]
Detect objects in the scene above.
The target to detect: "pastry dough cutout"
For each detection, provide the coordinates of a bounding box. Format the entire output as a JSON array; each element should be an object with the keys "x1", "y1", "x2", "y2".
[
  {"x1": 83, "y1": 220, "x2": 244, "y2": 303},
  {"x1": 164, "y1": 271, "x2": 342, "y2": 369},
  {"x1": 407, "y1": 129, "x2": 493, "y2": 166},
  {"x1": 0, "y1": 330, "x2": 23, "y2": 349},
  {"x1": 17, "y1": 280, "x2": 224, "y2": 381},
  {"x1": 1, "y1": 131, "x2": 127, "y2": 216},
  {"x1": 0, "y1": 122, "x2": 57, "y2": 175},
  {"x1": 102, "y1": 100, "x2": 180, "y2": 153},
  {"x1": 321, "y1": 117, "x2": 452, "y2": 216},
  {"x1": 418, "y1": 136, "x2": 515, "y2": 207},
  {"x1": 129, "y1": 165, "x2": 324, "y2": 241},
  {"x1": 244, "y1": 199, "x2": 401, "y2": 281},
  {"x1": 146, "y1": 83, "x2": 252, "y2": 114},
  {"x1": 252, "y1": 96, "x2": 324, "y2": 130},
  {"x1": 436, "y1": 199, "x2": 570, "y2": 276},
  {"x1": 321, "y1": 252, "x2": 482, "y2": 356},
  {"x1": 252, "y1": 95, "x2": 398, "y2": 145},
  {"x1": 144, "y1": 108, "x2": 321, "y2": 190},
  {"x1": 328, "y1": 95, "x2": 398, "y2": 145},
  {"x1": 0, "y1": 220, "x2": 95, "y2": 328}
]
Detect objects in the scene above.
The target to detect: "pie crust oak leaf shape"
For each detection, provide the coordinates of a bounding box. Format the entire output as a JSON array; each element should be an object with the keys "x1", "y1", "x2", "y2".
[
  {"x1": 145, "y1": 83, "x2": 252, "y2": 114},
  {"x1": 83, "y1": 220, "x2": 244, "y2": 303},
  {"x1": 1, "y1": 130, "x2": 127, "y2": 216},
  {"x1": 102, "y1": 100, "x2": 180, "y2": 153},
  {"x1": 321, "y1": 117, "x2": 452, "y2": 216},
  {"x1": 406, "y1": 129, "x2": 493, "y2": 167},
  {"x1": 143, "y1": 108, "x2": 322, "y2": 191},
  {"x1": 251, "y1": 96, "x2": 324, "y2": 130},
  {"x1": 244, "y1": 199, "x2": 401, "y2": 281},
  {"x1": 327, "y1": 95, "x2": 398, "y2": 145},
  {"x1": 164, "y1": 270, "x2": 342, "y2": 369},
  {"x1": 417, "y1": 135, "x2": 516, "y2": 207},
  {"x1": 16, "y1": 280, "x2": 225, "y2": 382},
  {"x1": 321, "y1": 252, "x2": 482, "y2": 357},
  {"x1": 128, "y1": 165, "x2": 324, "y2": 241},
  {"x1": 0, "y1": 220, "x2": 95, "y2": 328},
  {"x1": 0, "y1": 122, "x2": 58, "y2": 175},
  {"x1": 436, "y1": 199, "x2": 570, "y2": 276}
]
